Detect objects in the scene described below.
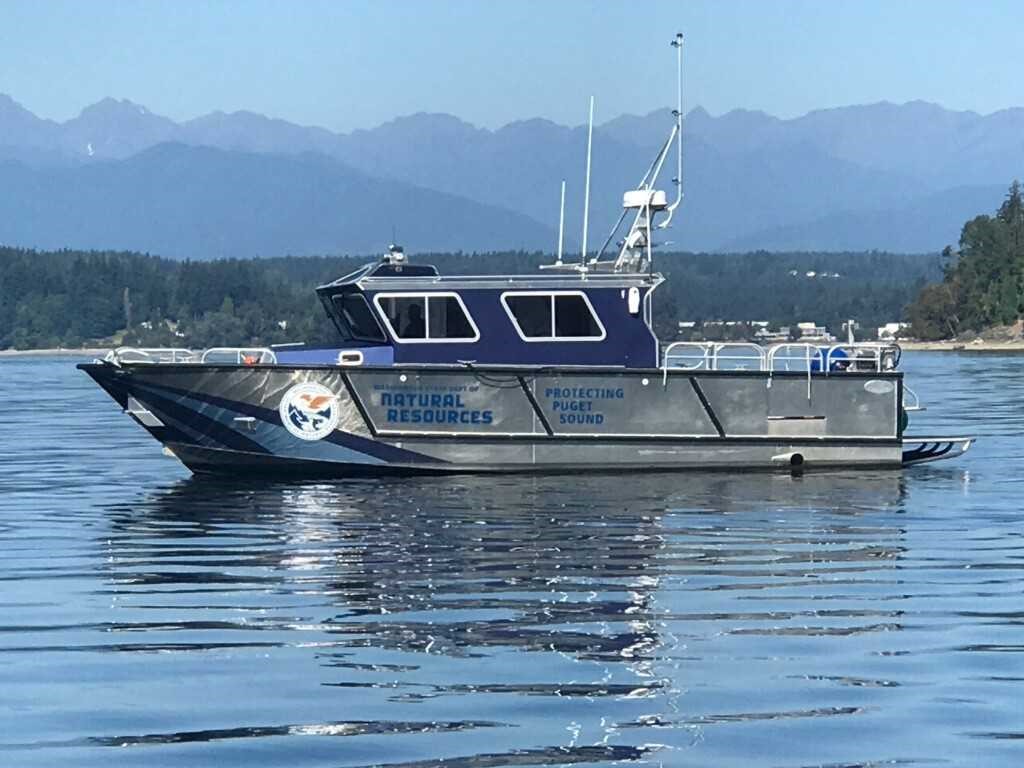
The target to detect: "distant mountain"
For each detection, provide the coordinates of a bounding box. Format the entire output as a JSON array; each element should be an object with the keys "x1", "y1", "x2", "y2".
[
  {"x1": 0, "y1": 93, "x2": 59, "y2": 149},
  {"x1": 0, "y1": 144, "x2": 558, "y2": 259},
  {"x1": 181, "y1": 110, "x2": 340, "y2": 156},
  {"x1": 722, "y1": 184, "x2": 1007, "y2": 253},
  {"x1": 1, "y1": 93, "x2": 1023, "y2": 255},
  {"x1": 59, "y1": 98, "x2": 178, "y2": 159}
]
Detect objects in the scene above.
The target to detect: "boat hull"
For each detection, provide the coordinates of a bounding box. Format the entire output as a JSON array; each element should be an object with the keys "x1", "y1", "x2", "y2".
[{"x1": 80, "y1": 361, "x2": 910, "y2": 475}]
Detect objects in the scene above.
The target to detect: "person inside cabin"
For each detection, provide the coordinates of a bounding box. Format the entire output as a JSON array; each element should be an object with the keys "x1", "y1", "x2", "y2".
[{"x1": 403, "y1": 303, "x2": 426, "y2": 338}]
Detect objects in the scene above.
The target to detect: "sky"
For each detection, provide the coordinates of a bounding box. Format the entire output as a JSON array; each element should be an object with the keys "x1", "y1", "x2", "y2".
[{"x1": 1, "y1": 0, "x2": 1021, "y2": 132}]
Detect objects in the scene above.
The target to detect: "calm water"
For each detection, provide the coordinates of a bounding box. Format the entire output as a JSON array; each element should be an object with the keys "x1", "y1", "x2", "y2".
[{"x1": 0, "y1": 353, "x2": 1022, "y2": 767}]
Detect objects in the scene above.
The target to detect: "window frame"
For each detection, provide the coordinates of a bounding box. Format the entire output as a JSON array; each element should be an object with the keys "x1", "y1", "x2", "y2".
[
  {"x1": 500, "y1": 290, "x2": 607, "y2": 342},
  {"x1": 372, "y1": 291, "x2": 481, "y2": 344}
]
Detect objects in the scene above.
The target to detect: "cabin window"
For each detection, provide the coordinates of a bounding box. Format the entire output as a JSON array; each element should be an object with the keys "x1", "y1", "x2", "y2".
[
  {"x1": 331, "y1": 293, "x2": 386, "y2": 343},
  {"x1": 373, "y1": 292, "x2": 480, "y2": 343},
  {"x1": 501, "y1": 291, "x2": 606, "y2": 341},
  {"x1": 504, "y1": 295, "x2": 551, "y2": 337}
]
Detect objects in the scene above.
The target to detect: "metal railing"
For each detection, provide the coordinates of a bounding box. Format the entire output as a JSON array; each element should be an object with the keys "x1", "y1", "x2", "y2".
[
  {"x1": 826, "y1": 343, "x2": 900, "y2": 372},
  {"x1": 767, "y1": 343, "x2": 820, "y2": 372},
  {"x1": 663, "y1": 341, "x2": 901, "y2": 376},
  {"x1": 662, "y1": 341, "x2": 713, "y2": 371},
  {"x1": 662, "y1": 342, "x2": 767, "y2": 371},
  {"x1": 200, "y1": 347, "x2": 277, "y2": 364},
  {"x1": 104, "y1": 347, "x2": 197, "y2": 364},
  {"x1": 104, "y1": 346, "x2": 277, "y2": 366}
]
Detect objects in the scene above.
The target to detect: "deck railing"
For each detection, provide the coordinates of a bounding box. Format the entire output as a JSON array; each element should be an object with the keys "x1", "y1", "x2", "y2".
[
  {"x1": 663, "y1": 342, "x2": 766, "y2": 371},
  {"x1": 663, "y1": 341, "x2": 900, "y2": 377},
  {"x1": 199, "y1": 347, "x2": 278, "y2": 365},
  {"x1": 104, "y1": 347, "x2": 277, "y2": 366},
  {"x1": 104, "y1": 347, "x2": 197, "y2": 364}
]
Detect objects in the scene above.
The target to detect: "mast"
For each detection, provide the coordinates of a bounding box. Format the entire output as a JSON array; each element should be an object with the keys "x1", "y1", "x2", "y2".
[
  {"x1": 540, "y1": 36, "x2": 682, "y2": 276},
  {"x1": 556, "y1": 180, "x2": 566, "y2": 264},
  {"x1": 581, "y1": 95, "x2": 594, "y2": 267},
  {"x1": 606, "y1": 32, "x2": 683, "y2": 272},
  {"x1": 663, "y1": 32, "x2": 684, "y2": 228}
]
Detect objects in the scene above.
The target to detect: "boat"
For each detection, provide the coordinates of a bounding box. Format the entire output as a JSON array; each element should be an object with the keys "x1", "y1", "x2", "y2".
[{"x1": 79, "y1": 35, "x2": 973, "y2": 476}]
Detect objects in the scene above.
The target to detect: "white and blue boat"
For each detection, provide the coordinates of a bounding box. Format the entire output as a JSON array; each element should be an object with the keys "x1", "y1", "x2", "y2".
[{"x1": 80, "y1": 36, "x2": 973, "y2": 476}]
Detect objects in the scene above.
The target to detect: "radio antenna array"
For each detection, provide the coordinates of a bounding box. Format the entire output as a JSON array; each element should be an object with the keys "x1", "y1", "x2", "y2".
[
  {"x1": 541, "y1": 35, "x2": 684, "y2": 275},
  {"x1": 662, "y1": 32, "x2": 684, "y2": 228}
]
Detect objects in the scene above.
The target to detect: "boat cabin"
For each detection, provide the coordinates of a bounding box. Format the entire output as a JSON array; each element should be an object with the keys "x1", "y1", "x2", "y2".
[{"x1": 282, "y1": 248, "x2": 663, "y2": 369}]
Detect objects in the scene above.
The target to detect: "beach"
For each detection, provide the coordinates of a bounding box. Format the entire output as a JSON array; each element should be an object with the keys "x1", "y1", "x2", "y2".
[{"x1": 899, "y1": 339, "x2": 1024, "y2": 352}]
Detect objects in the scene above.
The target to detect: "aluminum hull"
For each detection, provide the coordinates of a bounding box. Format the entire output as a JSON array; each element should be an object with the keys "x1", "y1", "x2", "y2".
[{"x1": 77, "y1": 360, "x2": 935, "y2": 475}]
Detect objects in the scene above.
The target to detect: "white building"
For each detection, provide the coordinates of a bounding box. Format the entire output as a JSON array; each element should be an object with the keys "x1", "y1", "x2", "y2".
[
  {"x1": 796, "y1": 321, "x2": 833, "y2": 342},
  {"x1": 877, "y1": 322, "x2": 909, "y2": 341}
]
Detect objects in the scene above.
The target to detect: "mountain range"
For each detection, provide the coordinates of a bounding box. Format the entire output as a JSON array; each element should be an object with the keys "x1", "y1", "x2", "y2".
[{"x1": 1, "y1": 93, "x2": 1022, "y2": 258}]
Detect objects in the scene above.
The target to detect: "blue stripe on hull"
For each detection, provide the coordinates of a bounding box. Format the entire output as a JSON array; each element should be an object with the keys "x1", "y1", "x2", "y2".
[
  {"x1": 131, "y1": 377, "x2": 442, "y2": 465},
  {"x1": 81, "y1": 364, "x2": 442, "y2": 469},
  {"x1": 167, "y1": 443, "x2": 452, "y2": 477}
]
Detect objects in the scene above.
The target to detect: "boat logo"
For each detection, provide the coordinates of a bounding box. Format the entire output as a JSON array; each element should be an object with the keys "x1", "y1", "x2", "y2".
[
  {"x1": 863, "y1": 380, "x2": 895, "y2": 395},
  {"x1": 279, "y1": 382, "x2": 341, "y2": 441}
]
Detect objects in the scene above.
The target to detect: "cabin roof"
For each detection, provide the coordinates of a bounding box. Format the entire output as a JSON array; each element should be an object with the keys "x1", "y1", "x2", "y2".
[{"x1": 317, "y1": 260, "x2": 663, "y2": 294}]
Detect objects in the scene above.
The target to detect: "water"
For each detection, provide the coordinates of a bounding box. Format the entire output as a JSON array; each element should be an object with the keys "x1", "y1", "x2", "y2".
[{"x1": 0, "y1": 353, "x2": 1021, "y2": 767}]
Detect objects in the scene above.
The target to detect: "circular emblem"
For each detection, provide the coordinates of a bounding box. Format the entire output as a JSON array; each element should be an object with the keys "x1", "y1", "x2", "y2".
[
  {"x1": 864, "y1": 379, "x2": 895, "y2": 395},
  {"x1": 278, "y1": 382, "x2": 341, "y2": 441}
]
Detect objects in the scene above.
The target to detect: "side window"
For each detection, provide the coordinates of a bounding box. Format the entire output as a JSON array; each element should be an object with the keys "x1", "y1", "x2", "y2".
[
  {"x1": 428, "y1": 295, "x2": 475, "y2": 339},
  {"x1": 504, "y1": 294, "x2": 552, "y2": 338},
  {"x1": 503, "y1": 292, "x2": 605, "y2": 341},
  {"x1": 555, "y1": 294, "x2": 602, "y2": 338},
  {"x1": 374, "y1": 294, "x2": 478, "y2": 342},
  {"x1": 331, "y1": 293, "x2": 386, "y2": 343}
]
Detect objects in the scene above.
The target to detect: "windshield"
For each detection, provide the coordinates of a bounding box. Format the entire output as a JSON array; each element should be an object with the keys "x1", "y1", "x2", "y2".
[{"x1": 329, "y1": 292, "x2": 387, "y2": 343}]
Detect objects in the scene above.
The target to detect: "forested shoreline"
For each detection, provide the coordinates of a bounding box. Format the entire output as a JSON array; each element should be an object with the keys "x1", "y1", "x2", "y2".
[
  {"x1": 0, "y1": 247, "x2": 939, "y2": 350},
  {"x1": 907, "y1": 182, "x2": 1024, "y2": 340}
]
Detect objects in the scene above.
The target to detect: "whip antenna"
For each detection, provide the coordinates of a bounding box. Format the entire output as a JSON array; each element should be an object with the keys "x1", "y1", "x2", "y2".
[
  {"x1": 663, "y1": 32, "x2": 684, "y2": 227},
  {"x1": 556, "y1": 180, "x2": 566, "y2": 264},
  {"x1": 581, "y1": 95, "x2": 594, "y2": 266}
]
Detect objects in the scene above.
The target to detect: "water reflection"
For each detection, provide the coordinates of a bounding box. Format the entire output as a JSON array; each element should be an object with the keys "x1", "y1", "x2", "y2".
[
  {"x1": 100, "y1": 471, "x2": 910, "y2": 658},
  {"x1": 24, "y1": 471, "x2": 908, "y2": 765}
]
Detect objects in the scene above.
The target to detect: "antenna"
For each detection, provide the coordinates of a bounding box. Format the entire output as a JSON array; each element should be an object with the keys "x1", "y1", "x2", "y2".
[
  {"x1": 556, "y1": 180, "x2": 566, "y2": 264},
  {"x1": 581, "y1": 95, "x2": 594, "y2": 265},
  {"x1": 663, "y1": 32, "x2": 684, "y2": 227}
]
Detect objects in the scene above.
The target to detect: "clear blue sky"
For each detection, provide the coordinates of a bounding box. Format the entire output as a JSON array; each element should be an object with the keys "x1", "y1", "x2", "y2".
[{"x1": 1, "y1": 0, "x2": 1020, "y2": 131}]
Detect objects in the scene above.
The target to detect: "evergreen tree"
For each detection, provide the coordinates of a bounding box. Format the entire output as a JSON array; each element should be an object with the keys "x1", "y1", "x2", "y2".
[{"x1": 907, "y1": 180, "x2": 1024, "y2": 338}]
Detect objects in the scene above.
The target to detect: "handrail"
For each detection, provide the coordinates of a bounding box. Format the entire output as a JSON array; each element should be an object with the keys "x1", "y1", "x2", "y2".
[
  {"x1": 663, "y1": 341, "x2": 901, "y2": 375},
  {"x1": 105, "y1": 347, "x2": 196, "y2": 364},
  {"x1": 103, "y1": 346, "x2": 278, "y2": 366},
  {"x1": 662, "y1": 341, "x2": 711, "y2": 384},
  {"x1": 200, "y1": 347, "x2": 277, "y2": 364},
  {"x1": 766, "y1": 343, "x2": 817, "y2": 399},
  {"x1": 766, "y1": 343, "x2": 820, "y2": 372},
  {"x1": 825, "y1": 342, "x2": 900, "y2": 373},
  {"x1": 711, "y1": 342, "x2": 766, "y2": 371},
  {"x1": 663, "y1": 341, "x2": 713, "y2": 370},
  {"x1": 903, "y1": 384, "x2": 923, "y2": 411}
]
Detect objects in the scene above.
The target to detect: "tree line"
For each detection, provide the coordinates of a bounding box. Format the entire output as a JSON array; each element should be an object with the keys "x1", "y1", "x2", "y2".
[
  {"x1": 0, "y1": 246, "x2": 938, "y2": 350},
  {"x1": 907, "y1": 181, "x2": 1024, "y2": 340}
]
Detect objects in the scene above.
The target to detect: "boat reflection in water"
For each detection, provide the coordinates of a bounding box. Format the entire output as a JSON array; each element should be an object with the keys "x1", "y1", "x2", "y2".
[{"x1": 90, "y1": 470, "x2": 911, "y2": 765}]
